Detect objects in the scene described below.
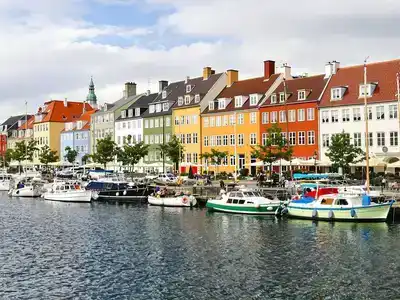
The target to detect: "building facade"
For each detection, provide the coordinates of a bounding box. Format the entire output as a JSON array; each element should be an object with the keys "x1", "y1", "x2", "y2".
[
  {"x1": 172, "y1": 67, "x2": 227, "y2": 174},
  {"x1": 0, "y1": 115, "x2": 28, "y2": 157}
]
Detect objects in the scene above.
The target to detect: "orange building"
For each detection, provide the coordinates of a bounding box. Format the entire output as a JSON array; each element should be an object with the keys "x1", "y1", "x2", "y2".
[
  {"x1": 201, "y1": 60, "x2": 281, "y2": 175},
  {"x1": 259, "y1": 73, "x2": 328, "y2": 163}
]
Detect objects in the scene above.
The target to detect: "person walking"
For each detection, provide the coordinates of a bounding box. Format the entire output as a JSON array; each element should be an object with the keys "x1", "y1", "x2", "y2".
[{"x1": 381, "y1": 177, "x2": 387, "y2": 193}]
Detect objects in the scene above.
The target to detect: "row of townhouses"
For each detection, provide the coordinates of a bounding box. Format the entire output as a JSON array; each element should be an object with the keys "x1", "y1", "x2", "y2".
[{"x1": 1, "y1": 58, "x2": 399, "y2": 174}]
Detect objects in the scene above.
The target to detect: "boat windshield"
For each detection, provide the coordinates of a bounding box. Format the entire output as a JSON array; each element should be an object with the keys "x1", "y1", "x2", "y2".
[{"x1": 243, "y1": 191, "x2": 261, "y2": 197}]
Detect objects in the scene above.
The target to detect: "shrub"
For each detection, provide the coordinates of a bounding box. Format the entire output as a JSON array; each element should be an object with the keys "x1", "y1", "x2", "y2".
[{"x1": 240, "y1": 168, "x2": 249, "y2": 177}]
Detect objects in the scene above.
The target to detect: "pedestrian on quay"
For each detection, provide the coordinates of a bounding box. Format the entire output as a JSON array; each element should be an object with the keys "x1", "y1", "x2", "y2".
[{"x1": 381, "y1": 177, "x2": 387, "y2": 193}]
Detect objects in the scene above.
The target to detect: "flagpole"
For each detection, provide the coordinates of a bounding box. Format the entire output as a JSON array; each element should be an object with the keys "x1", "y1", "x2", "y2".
[
  {"x1": 397, "y1": 72, "x2": 400, "y2": 154},
  {"x1": 364, "y1": 57, "x2": 370, "y2": 194}
]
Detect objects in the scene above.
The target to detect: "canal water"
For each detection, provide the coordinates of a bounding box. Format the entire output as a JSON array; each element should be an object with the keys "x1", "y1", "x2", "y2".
[{"x1": 1, "y1": 195, "x2": 400, "y2": 299}]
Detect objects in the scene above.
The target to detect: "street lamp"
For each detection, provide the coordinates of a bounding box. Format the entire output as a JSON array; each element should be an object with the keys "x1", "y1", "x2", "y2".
[{"x1": 313, "y1": 150, "x2": 318, "y2": 174}]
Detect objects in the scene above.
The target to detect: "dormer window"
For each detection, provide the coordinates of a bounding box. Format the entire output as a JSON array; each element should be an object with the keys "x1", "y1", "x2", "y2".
[
  {"x1": 331, "y1": 87, "x2": 346, "y2": 101},
  {"x1": 218, "y1": 99, "x2": 226, "y2": 110},
  {"x1": 121, "y1": 110, "x2": 126, "y2": 118},
  {"x1": 209, "y1": 101, "x2": 215, "y2": 111},
  {"x1": 359, "y1": 83, "x2": 377, "y2": 98},
  {"x1": 249, "y1": 94, "x2": 259, "y2": 106},
  {"x1": 195, "y1": 94, "x2": 200, "y2": 103},
  {"x1": 149, "y1": 105, "x2": 155, "y2": 114},
  {"x1": 156, "y1": 103, "x2": 162, "y2": 112},
  {"x1": 18, "y1": 120, "x2": 22, "y2": 127},
  {"x1": 77, "y1": 121, "x2": 83, "y2": 130},
  {"x1": 298, "y1": 90, "x2": 306, "y2": 100},
  {"x1": 163, "y1": 102, "x2": 169, "y2": 111},
  {"x1": 162, "y1": 90, "x2": 167, "y2": 99},
  {"x1": 135, "y1": 108, "x2": 140, "y2": 116},
  {"x1": 184, "y1": 95, "x2": 191, "y2": 105},
  {"x1": 235, "y1": 96, "x2": 243, "y2": 108},
  {"x1": 178, "y1": 97, "x2": 184, "y2": 106},
  {"x1": 186, "y1": 85, "x2": 192, "y2": 93},
  {"x1": 279, "y1": 93, "x2": 285, "y2": 103},
  {"x1": 128, "y1": 109, "x2": 133, "y2": 117},
  {"x1": 271, "y1": 94, "x2": 277, "y2": 104}
]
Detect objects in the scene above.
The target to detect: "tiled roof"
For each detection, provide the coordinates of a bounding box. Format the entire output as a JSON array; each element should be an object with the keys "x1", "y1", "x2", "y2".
[
  {"x1": 319, "y1": 59, "x2": 400, "y2": 107},
  {"x1": 61, "y1": 109, "x2": 97, "y2": 132},
  {"x1": 1, "y1": 115, "x2": 27, "y2": 129},
  {"x1": 17, "y1": 115, "x2": 35, "y2": 130},
  {"x1": 262, "y1": 74, "x2": 327, "y2": 106},
  {"x1": 36, "y1": 100, "x2": 93, "y2": 123},
  {"x1": 202, "y1": 73, "x2": 281, "y2": 114}
]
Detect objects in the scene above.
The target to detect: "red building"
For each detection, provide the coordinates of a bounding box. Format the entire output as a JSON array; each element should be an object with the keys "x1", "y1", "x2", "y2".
[{"x1": 259, "y1": 72, "x2": 329, "y2": 161}]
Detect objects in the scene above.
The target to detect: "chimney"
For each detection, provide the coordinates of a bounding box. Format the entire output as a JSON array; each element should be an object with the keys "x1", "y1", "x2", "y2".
[
  {"x1": 280, "y1": 63, "x2": 292, "y2": 80},
  {"x1": 227, "y1": 70, "x2": 239, "y2": 87},
  {"x1": 203, "y1": 67, "x2": 212, "y2": 80},
  {"x1": 158, "y1": 80, "x2": 168, "y2": 93},
  {"x1": 211, "y1": 69, "x2": 216, "y2": 75},
  {"x1": 124, "y1": 82, "x2": 137, "y2": 98},
  {"x1": 185, "y1": 76, "x2": 190, "y2": 84},
  {"x1": 332, "y1": 60, "x2": 340, "y2": 75},
  {"x1": 324, "y1": 62, "x2": 333, "y2": 79},
  {"x1": 64, "y1": 97, "x2": 68, "y2": 107},
  {"x1": 146, "y1": 90, "x2": 151, "y2": 96},
  {"x1": 264, "y1": 60, "x2": 275, "y2": 79},
  {"x1": 82, "y1": 101, "x2": 86, "y2": 114}
]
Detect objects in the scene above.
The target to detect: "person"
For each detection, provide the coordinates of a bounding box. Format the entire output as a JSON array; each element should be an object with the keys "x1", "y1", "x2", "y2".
[
  {"x1": 219, "y1": 180, "x2": 225, "y2": 190},
  {"x1": 381, "y1": 177, "x2": 386, "y2": 192}
]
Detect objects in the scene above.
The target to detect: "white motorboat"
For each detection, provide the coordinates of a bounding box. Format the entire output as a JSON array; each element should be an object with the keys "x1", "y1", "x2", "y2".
[
  {"x1": 9, "y1": 182, "x2": 42, "y2": 197},
  {"x1": 0, "y1": 174, "x2": 12, "y2": 191},
  {"x1": 43, "y1": 182, "x2": 92, "y2": 203},
  {"x1": 148, "y1": 194, "x2": 197, "y2": 207}
]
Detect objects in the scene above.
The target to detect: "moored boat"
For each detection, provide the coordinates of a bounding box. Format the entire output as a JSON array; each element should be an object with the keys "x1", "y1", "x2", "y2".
[
  {"x1": 206, "y1": 189, "x2": 284, "y2": 215},
  {"x1": 9, "y1": 182, "x2": 42, "y2": 197},
  {"x1": 148, "y1": 194, "x2": 197, "y2": 207},
  {"x1": 43, "y1": 182, "x2": 92, "y2": 203},
  {"x1": 86, "y1": 181, "x2": 150, "y2": 202}
]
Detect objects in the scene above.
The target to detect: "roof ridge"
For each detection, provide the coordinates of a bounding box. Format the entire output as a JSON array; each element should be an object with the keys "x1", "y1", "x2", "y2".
[{"x1": 339, "y1": 58, "x2": 400, "y2": 70}]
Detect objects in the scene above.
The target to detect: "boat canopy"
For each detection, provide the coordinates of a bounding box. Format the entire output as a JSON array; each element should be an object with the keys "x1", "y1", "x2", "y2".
[
  {"x1": 292, "y1": 197, "x2": 315, "y2": 204},
  {"x1": 293, "y1": 173, "x2": 342, "y2": 180}
]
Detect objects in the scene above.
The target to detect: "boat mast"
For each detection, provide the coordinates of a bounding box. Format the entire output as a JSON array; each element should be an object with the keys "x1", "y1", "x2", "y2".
[
  {"x1": 283, "y1": 78, "x2": 290, "y2": 179},
  {"x1": 25, "y1": 101, "x2": 28, "y2": 176},
  {"x1": 234, "y1": 111, "x2": 237, "y2": 182},
  {"x1": 364, "y1": 57, "x2": 370, "y2": 193}
]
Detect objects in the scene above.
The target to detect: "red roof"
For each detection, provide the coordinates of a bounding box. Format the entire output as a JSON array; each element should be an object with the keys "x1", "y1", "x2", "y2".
[
  {"x1": 17, "y1": 115, "x2": 35, "y2": 130},
  {"x1": 319, "y1": 59, "x2": 400, "y2": 107},
  {"x1": 60, "y1": 109, "x2": 97, "y2": 132},
  {"x1": 36, "y1": 100, "x2": 93, "y2": 123},
  {"x1": 262, "y1": 74, "x2": 327, "y2": 106}
]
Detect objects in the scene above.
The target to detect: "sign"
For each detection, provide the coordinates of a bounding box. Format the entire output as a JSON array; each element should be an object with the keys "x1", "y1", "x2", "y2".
[{"x1": 382, "y1": 146, "x2": 388, "y2": 153}]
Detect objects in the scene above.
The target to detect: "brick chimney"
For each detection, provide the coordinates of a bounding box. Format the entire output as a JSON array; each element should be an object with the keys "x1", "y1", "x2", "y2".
[
  {"x1": 264, "y1": 60, "x2": 275, "y2": 79},
  {"x1": 124, "y1": 82, "x2": 137, "y2": 98},
  {"x1": 227, "y1": 70, "x2": 239, "y2": 87},
  {"x1": 203, "y1": 67, "x2": 212, "y2": 80}
]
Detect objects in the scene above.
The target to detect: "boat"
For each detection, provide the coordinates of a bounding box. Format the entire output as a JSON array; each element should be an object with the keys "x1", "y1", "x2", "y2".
[
  {"x1": 287, "y1": 193, "x2": 393, "y2": 221},
  {"x1": 0, "y1": 174, "x2": 12, "y2": 191},
  {"x1": 206, "y1": 189, "x2": 284, "y2": 215},
  {"x1": 43, "y1": 182, "x2": 92, "y2": 203},
  {"x1": 148, "y1": 193, "x2": 197, "y2": 207},
  {"x1": 85, "y1": 181, "x2": 150, "y2": 202},
  {"x1": 8, "y1": 182, "x2": 43, "y2": 197}
]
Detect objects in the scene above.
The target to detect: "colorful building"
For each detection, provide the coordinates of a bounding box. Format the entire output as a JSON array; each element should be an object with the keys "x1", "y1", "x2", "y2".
[
  {"x1": 201, "y1": 60, "x2": 282, "y2": 175},
  {"x1": 60, "y1": 109, "x2": 97, "y2": 164},
  {"x1": 260, "y1": 67, "x2": 328, "y2": 163},
  {"x1": 0, "y1": 115, "x2": 28, "y2": 158},
  {"x1": 319, "y1": 59, "x2": 400, "y2": 162},
  {"x1": 171, "y1": 67, "x2": 226, "y2": 174}
]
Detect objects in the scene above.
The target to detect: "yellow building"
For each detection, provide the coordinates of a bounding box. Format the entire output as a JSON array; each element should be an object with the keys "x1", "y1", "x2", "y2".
[
  {"x1": 33, "y1": 99, "x2": 92, "y2": 163},
  {"x1": 171, "y1": 67, "x2": 227, "y2": 174}
]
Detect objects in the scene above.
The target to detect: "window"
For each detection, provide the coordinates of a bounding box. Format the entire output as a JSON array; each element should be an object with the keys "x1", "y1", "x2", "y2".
[
  {"x1": 285, "y1": 110, "x2": 295, "y2": 123},
  {"x1": 223, "y1": 135, "x2": 228, "y2": 145},
  {"x1": 230, "y1": 134, "x2": 235, "y2": 145},
  {"x1": 215, "y1": 116, "x2": 221, "y2": 127},
  {"x1": 192, "y1": 115, "x2": 197, "y2": 124},
  {"x1": 216, "y1": 136, "x2": 222, "y2": 146},
  {"x1": 307, "y1": 131, "x2": 315, "y2": 145},
  {"x1": 235, "y1": 96, "x2": 243, "y2": 107},
  {"x1": 174, "y1": 116, "x2": 179, "y2": 125},
  {"x1": 193, "y1": 153, "x2": 198, "y2": 163},
  {"x1": 210, "y1": 136, "x2": 215, "y2": 146},
  {"x1": 238, "y1": 114, "x2": 244, "y2": 125},
  {"x1": 262, "y1": 112, "x2": 269, "y2": 124},
  {"x1": 181, "y1": 134, "x2": 186, "y2": 144},
  {"x1": 262, "y1": 133, "x2": 268, "y2": 145},
  {"x1": 250, "y1": 112, "x2": 256, "y2": 124},
  {"x1": 389, "y1": 105, "x2": 398, "y2": 119},
  {"x1": 271, "y1": 94, "x2": 277, "y2": 104},
  {"x1": 307, "y1": 108, "x2": 315, "y2": 121},
  {"x1": 321, "y1": 111, "x2": 329, "y2": 123},
  {"x1": 185, "y1": 116, "x2": 190, "y2": 125},
  {"x1": 218, "y1": 99, "x2": 226, "y2": 109},
  {"x1": 298, "y1": 90, "x2": 306, "y2": 100},
  {"x1": 250, "y1": 133, "x2": 257, "y2": 145},
  {"x1": 193, "y1": 133, "x2": 198, "y2": 144},
  {"x1": 230, "y1": 155, "x2": 236, "y2": 166},
  {"x1": 376, "y1": 106, "x2": 385, "y2": 120},
  {"x1": 298, "y1": 109, "x2": 305, "y2": 122},
  {"x1": 155, "y1": 135, "x2": 159, "y2": 144},
  {"x1": 238, "y1": 134, "x2": 244, "y2": 145},
  {"x1": 204, "y1": 136, "x2": 209, "y2": 146},
  {"x1": 144, "y1": 120, "x2": 149, "y2": 128},
  {"x1": 353, "y1": 133, "x2": 362, "y2": 147},
  {"x1": 223, "y1": 116, "x2": 228, "y2": 126},
  {"x1": 184, "y1": 95, "x2": 191, "y2": 105},
  {"x1": 298, "y1": 131, "x2": 305, "y2": 145},
  {"x1": 149, "y1": 119, "x2": 154, "y2": 128},
  {"x1": 149, "y1": 105, "x2": 155, "y2": 113},
  {"x1": 203, "y1": 117, "x2": 209, "y2": 127},
  {"x1": 210, "y1": 117, "x2": 215, "y2": 127},
  {"x1": 162, "y1": 90, "x2": 167, "y2": 99},
  {"x1": 186, "y1": 85, "x2": 191, "y2": 93},
  {"x1": 250, "y1": 94, "x2": 258, "y2": 106},
  {"x1": 353, "y1": 108, "x2": 361, "y2": 121},
  {"x1": 377, "y1": 132, "x2": 385, "y2": 146},
  {"x1": 160, "y1": 117, "x2": 164, "y2": 127},
  {"x1": 165, "y1": 117, "x2": 170, "y2": 127},
  {"x1": 154, "y1": 119, "x2": 159, "y2": 128},
  {"x1": 149, "y1": 135, "x2": 154, "y2": 144},
  {"x1": 166, "y1": 134, "x2": 171, "y2": 143},
  {"x1": 359, "y1": 84, "x2": 374, "y2": 97},
  {"x1": 390, "y1": 131, "x2": 398, "y2": 146},
  {"x1": 368, "y1": 107, "x2": 373, "y2": 120},
  {"x1": 331, "y1": 88, "x2": 343, "y2": 100},
  {"x1": 271, "y1": 111, "x2": 277, "y2": 123},
  {"x1": 163, "y1": 103, "x2": 169, "y2": 111},
  {"x1": 289, "y1": 132, "x2": 296, "y2": 145},
  {"x1": 322, "y1": 134, "x2": 330, "y2": 147},
  {"x1": 195, "y1": 94, "x2": 200, "y2": 103},
  {"x1": 342, "y1": 109, "x2": 350, "y2": 122},
  {"x1": 156, "y1": 104, "x2": 162, "y2": 112},
  {"x1": 279, "y1": 111, "x2": 286, "y2": 123},
  {"x1": 186, "y1": 133, "x2": 192, "y2": 144},
  {"x1": 279, "y1": 93, "x2": 285, "y2": 103},
  {"x1": 229, "y1": 115, "x2": 235, "y2": 125},
  {"x1": 208, "y1": 101, "x2": 214, "y2": 110},
  {"x1": 121, "y1": 110, "x2": 126, "y2": 118},
  {"x1": 331, "y1": 110, "x2": 339, "y2": 123}
]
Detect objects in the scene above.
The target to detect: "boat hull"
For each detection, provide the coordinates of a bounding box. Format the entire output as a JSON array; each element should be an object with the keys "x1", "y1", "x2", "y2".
[
  {"x1": 43, "y1": 191, "x2": 92, "y2": 203},
  {"x1": 206, "y1": 201, "x2": 281, "y2": 215},
  {"x1": 10, "y1": 188, "x2": 41, "y2": 197},
  {"x1": 288, "y1": 203, "x2": 392, "y2": 221},
  {"x1": 0, "y1": 181, "x2": 10, "y2": 191},
  {"x1": 148, "y1": 196, "x2": 196, "y2": 207}
]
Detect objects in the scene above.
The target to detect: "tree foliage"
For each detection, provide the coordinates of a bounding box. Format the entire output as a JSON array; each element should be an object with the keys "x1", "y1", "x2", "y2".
[
  {"x1": 9, "y1": 140, "x2": 38, "y2": 173},
  {"x1": 39, "y1": 145, "x2": 59, "y2": 168},
  {"x1": 117, "y1": 136, "x2": 149, "y2": 172},
  {"x1": 325, "y1": 130, "x2": 365, "y2": 173},
  {"x1": 81, "y1": 153, "x2": 91, "y2": 165},
  {"x1": 158, "y1": 135, "x2": 184, "y2": 172},
  {"x1": 201, "y1": 149, "x2": 228, "y2": 175},
  {"x1": 91, "y1": 135, "x2": 118, "y2": 169},
  {"x1": 64, "y1": 146, "x2": 78, "y2": 164}
]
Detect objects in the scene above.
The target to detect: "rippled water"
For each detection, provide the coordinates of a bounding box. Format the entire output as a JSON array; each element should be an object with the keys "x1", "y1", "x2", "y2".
[{"x1": 1, "y1": 194, "x2": 400, "y2": 299}]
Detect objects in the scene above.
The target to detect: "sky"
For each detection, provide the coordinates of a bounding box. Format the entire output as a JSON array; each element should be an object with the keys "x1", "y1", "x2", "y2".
[{"x1": 1, "y1": 0, "x2": 400, "y2": 120}]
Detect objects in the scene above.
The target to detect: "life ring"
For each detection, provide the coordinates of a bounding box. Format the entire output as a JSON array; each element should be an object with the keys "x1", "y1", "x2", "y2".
[{"x1": 182, "y1": 196, "x2": 189, "y2": 204}]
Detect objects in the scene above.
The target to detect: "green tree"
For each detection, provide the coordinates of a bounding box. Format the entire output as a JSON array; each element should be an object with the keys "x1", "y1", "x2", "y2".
[
  {"x1": 251, "y1": 124, "x2": 293, "y2": 179},
  {"x1": 325, "y1": 130, "x2": 365, "y2": 173},
  {"x1": 11, "y1": 140, "x2": 38, "y2": 173},
  {"x1": 201, "y1": 149, "x2": 228, "y2": 176},
  {"x1": 92, "y1": 135, "x2": 118, "y2": 169},
  {"x1": 3, "y1": 149, "x2": 14, "y2": 168},
  {"x1": 117, "y1": 136, "x2": 149, "y2": 174},
  {"x1": 158, "y1": 135, "x2": 184, "y2": 172},
  {"x1": 39, "y1": 145, "x2": 59, "y2": 169},
  {"x1": 64, "y1": 146, "x2": 78, "y2": 165},
  {"x1": 81, "y1": 153, "x2": 91, "y2": 165}
]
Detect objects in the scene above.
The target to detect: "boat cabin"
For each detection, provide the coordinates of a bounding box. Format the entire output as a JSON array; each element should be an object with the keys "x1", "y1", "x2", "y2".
[{"x1": 225, "y1": 190, "x2": 264, "y2": 205}]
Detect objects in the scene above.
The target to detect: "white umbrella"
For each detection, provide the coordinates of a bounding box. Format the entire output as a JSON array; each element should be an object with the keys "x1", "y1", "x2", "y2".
[
  {"x1": 82, "y1": 162, "x2": 103, "y2": 168},
  {"x1": 388, "y1": 160, "x2": 400, "y2": 168}
]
